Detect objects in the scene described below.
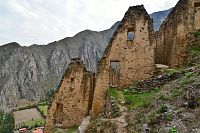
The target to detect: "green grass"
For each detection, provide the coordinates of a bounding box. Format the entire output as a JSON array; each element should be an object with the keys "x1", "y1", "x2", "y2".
[
  {"x1": 37, "y1": 101, "x2": 48, "y2": 117},
  {"x1": 123, "y1": 89, "x2": 160, "y2": 109},
  {"x1": 106, "y1": 88, "x2": 122, "y2": 117},
  {"x1": 107, "y1": 88, "x2": 124, "y2": 102},
  {"x1": 24, "y1": 118, "x2": 45, "y2": 129}
]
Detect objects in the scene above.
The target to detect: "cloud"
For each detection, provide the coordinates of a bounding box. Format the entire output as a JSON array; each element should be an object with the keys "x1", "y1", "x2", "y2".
[{"x1": 0, "y1": 0, "x2": 179, "y2": 46}]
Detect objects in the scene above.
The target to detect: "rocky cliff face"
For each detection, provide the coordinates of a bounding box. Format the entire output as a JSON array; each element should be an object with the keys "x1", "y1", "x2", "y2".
[
  {"x1": 0, "y1": 9, "x2": 172, "y2": 112},
  {"x1": 150, "y1": 8, "x2": 173, "y2": 31}
]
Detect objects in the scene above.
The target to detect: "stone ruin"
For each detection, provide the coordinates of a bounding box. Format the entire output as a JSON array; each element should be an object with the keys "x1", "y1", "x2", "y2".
[
  {"x1": 155, "y1": 0, "x2": 200, "y2": 67},
  {"x1": 45, "y1": 0, "x2": 200, "y2": 132},
  {"x1": 91, "y1": 5, "x2": 155, "y2": 116},
  {"x1": 44, "y1": 58, "x2": 95, "y2": 132}
]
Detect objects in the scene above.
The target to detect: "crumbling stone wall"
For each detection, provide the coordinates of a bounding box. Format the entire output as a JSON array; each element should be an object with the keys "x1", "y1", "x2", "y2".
[
  {"x1": 44, "y1": 58, "x2": 95, "y2": 133},
  {"x1": 91, "y1": 5, "x2": 155, "y2": 116},
  {"x1": 186, "y1": 30, "x2": 200, "y2": 65},
  {"x1": 194, "y1": 1, "x2": 200, "y2": 29},
  {"x1": 155, "y1": 0, "x2": 200, "y2": 67}
]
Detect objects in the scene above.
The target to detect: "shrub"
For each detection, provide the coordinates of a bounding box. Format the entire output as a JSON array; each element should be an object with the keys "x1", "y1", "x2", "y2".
[
  {"x1": 166, "y1": 113, "x2": 173, "y2": 121},
  {"x1": 193, "y1": 31, "x2": 200, "y2": 37},
  {"x1": 168, "y1": 127, "x2": 178, "y2": 133},
  {"x1": 159, "y1": 105, "x2": 168, "y2": 113}
]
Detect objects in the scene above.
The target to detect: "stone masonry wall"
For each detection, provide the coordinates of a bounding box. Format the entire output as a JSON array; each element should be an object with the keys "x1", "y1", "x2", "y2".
[
  {"x1": 44, "y1": 58, "x2": 95, "y2": 133},
  {"x1": 155, "y1": 0, "x2": 200, "y2": 67},
  {"x1": 186, "y1": 30, "x2": 200, "y2": 65},
  {"x1": 91, "y1": 5, "x2": 155, "y2": 116}
]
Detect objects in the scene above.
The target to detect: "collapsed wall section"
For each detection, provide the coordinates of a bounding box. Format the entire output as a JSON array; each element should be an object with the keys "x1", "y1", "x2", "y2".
[
  {"x1": 91, "y1": 5, "x2": 155, "y2": 116},
  {"x1": 44, "y1": 58, "x2": 95, "y2": 133}
]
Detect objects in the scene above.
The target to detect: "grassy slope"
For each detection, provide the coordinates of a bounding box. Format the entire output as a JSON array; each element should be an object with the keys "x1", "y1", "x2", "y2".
[{"x1": 87, "y1": 65, "x2": 200, "y2": 133}]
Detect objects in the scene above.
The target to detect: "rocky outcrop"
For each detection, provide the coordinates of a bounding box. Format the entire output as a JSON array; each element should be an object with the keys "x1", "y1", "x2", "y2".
[{"x1": 150, "y1": 8, "x2": 173, "y2": 31}]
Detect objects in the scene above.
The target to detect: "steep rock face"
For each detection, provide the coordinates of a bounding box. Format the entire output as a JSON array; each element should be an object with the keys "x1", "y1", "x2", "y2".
[
  {"x1": 150, "y1": 8, "x2": 173, "y2": 31},
  {"x1": 0, "y1": 23, "x2": 118, "y2": 112}
]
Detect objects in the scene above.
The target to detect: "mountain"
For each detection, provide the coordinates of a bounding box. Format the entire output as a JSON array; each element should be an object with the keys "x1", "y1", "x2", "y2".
[
  {"x1": 0, "y1": 22, "x2": 119, "y2": 112},
  {"x1": 0, "y1": 8, "x2": 172, "y2": 112},
  {"x1": 150, "y1": 8, "x2": 173, "y2": 31}
]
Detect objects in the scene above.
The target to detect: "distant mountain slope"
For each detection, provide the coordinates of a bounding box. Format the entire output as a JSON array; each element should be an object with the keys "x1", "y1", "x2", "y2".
[
  {"x1": 150, "y1": 8, "x2": 173, "y2": 31},
  {"x1": 0, "y1": 22, "x2": 119, "y2": 112},
  {"x1": 0, "y1": 8, "x2": 172, "y2": 112}
]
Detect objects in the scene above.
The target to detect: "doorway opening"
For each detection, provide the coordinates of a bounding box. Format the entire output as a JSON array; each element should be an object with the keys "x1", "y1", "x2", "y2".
[{"x1": 109, "y1": 61, "x2": 120, "y2": 87}]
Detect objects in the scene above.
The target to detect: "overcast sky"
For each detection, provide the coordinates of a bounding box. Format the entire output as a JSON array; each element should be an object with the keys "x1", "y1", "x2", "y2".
[{"x1": 0, "y1": 0, "x2": 179, "y2": 46}]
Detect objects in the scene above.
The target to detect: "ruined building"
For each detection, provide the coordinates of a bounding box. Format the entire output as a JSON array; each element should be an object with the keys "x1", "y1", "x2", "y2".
[
  {"x1": 45, "y1": 0, "x2": 200, "y2": 131},
  {"x1": 91, "y1": 5, "x2": 155, "y2": 116},
  {"x1": 155, "y1": 0, "x2": 200, "y2": 67},
  {"x1": 44, "y1": 59, "x2": 95, "y2": 132},
  {"x1": 45, "y1": 5, "x2": 155, "y2": 131}
]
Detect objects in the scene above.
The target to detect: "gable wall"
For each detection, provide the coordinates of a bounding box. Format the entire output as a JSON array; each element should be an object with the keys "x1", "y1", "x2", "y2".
[
  {"x1": 44, "y1": 59, "x2": 95, "y2": 132},
  {"x1": 91, "y1": 6, "x2": 155, "y2": 116}
]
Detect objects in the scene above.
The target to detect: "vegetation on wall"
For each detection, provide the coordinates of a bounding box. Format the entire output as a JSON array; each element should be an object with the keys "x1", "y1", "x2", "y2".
[{"x1": 193, "y1": 30, "x2": 200, "y2": 37}]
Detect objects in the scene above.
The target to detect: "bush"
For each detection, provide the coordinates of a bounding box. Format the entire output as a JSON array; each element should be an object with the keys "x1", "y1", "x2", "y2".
[
  {"x1": 166, "y1": 113, "x2": 173, "y2": 121},
  {"x1": 159, "y1": 105, "x2": 168, "y2": 113},
  {"x1": 193, "y1": 31, "x2": 200, "y2": 37},
  {"x1": 168, "y1": 127, "x2": 178, "y2": 133}
]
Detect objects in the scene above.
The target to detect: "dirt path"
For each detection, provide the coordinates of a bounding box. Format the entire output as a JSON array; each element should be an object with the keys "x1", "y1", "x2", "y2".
[
  {"x1": 102, "y1": 102, "x2": 128, "y2": 133},
  {"x1": 78, "y1": 115, "x2": 91, "y2": 133}
]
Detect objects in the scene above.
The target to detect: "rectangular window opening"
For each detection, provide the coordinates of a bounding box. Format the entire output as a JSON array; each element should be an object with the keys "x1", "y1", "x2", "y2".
[
  {"x1": 194, "y1": 2, "x2": 200, "y2": 7},
  {"x1": 128, "y1": 32, "x2": 135, "y2": 40},
  {"x1": 127, "y1": 28, "x2": 135, "y2": 41},
  {"x1": 110, "y1": 61, "x2": 120, "y2": 73}
]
